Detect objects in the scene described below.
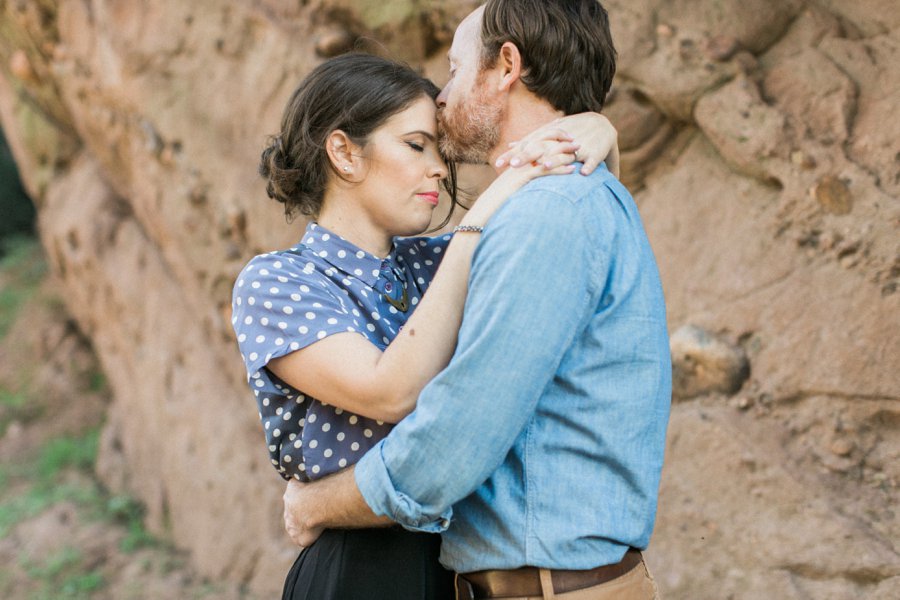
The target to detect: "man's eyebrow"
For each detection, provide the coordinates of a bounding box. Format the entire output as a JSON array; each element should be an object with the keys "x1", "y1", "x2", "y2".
[{"x1": 404, "y1": 130, "x2": 436, "y2": 141}]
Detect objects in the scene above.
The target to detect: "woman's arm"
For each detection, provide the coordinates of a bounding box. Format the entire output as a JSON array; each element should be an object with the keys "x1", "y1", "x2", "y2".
[
  {"x1": 268, "y1": 158, "x2": 575, "y2": 424},
  {"x1": 495, "y1": 112, "x2": 620, "y2": 177}
]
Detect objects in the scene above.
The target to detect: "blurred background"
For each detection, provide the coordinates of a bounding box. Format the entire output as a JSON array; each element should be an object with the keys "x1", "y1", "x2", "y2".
[{"x1": 0, "y1": 1, "x2": 897, "y2": 598}]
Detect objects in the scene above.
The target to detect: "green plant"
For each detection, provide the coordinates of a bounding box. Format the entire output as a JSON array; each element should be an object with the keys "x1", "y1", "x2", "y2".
[
  {"x1": 0, "y1": 235, "x2": 46, "y2": 339},
  {"x1": 20, "y1": 546, "x2": 105, "y2": 599}
]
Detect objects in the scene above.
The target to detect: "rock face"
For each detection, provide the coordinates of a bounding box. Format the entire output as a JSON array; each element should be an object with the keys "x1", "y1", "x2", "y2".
[{"x1": 1, "y1": 1, "x2": 897, "y2": 597}]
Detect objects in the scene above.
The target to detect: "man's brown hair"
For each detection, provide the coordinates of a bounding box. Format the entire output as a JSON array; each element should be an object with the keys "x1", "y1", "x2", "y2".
[{"x1": 480, "y1": 0, "x2": 617, "y2": 114}]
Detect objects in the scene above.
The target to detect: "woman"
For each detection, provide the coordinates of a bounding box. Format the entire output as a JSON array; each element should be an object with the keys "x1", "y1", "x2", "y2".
[{"x1": 231, "y1": 53, "x2": 617, "y2": 599}]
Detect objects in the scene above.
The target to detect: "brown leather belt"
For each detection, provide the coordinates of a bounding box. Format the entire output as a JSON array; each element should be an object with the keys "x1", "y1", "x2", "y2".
[{"x1": 456, "y1": 548, "x2": 642, "y2": 599}]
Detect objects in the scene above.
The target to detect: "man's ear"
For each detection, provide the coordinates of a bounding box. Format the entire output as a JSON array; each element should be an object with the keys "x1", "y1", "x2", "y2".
[
  {"x1": 325, "y1": 130, "x2": 361, "y2": 177},
  {"x1": 496, "y1": 41, "x2": 523, "y2": 92}
]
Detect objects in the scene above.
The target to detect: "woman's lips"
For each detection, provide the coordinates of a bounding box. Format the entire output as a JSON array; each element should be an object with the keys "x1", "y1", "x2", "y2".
[{"x1": 417, "y1": 192, "x2": 440, "y2": 206}]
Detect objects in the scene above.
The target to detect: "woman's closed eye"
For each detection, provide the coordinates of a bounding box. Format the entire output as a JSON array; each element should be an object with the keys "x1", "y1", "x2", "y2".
[{"x1": 406, "y1": 142, "x2": 425, "y2": 153}]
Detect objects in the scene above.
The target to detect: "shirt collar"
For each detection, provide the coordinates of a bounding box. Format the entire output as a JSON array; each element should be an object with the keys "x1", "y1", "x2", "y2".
[{"x1": 298, "y1": 222, "x2": 396, "y2": 288}]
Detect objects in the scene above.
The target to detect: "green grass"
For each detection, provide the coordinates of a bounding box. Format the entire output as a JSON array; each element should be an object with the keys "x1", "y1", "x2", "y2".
[
  {"x1": 0, "y1": 235, "x2": 46, "y2": 339},
  {"x1": 0, "y1": 429, "x2": 101, "y2": 536},
  {"x1": 20, "y1": 547, "x2": 105, "y2": 599}
]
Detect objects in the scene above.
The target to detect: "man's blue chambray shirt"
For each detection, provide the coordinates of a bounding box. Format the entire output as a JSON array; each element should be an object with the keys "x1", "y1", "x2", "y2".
[{"x1": 354, "y1": 165, "x2": 672, "y2": 573}]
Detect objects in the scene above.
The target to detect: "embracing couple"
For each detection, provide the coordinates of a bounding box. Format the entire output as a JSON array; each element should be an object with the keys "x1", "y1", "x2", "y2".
[{"x1": 232, "y1": 1, "x2": 671, "y2": 598}]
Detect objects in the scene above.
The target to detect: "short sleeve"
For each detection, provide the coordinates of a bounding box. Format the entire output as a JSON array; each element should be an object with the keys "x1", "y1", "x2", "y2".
[
  {"x1": 394, "y1": 233, "x2": 452, "y2": 287},
  {"x1": 231, "y1": 252, "x2": 361, "y2": 390}
]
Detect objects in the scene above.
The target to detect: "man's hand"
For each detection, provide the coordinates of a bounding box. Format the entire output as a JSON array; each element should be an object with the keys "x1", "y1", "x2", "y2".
[{"x1": 283, "y1": 479, "x2": 325, "y2": 548}]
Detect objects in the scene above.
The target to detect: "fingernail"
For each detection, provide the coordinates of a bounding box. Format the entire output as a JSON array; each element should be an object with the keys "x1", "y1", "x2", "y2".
[
  {"x1": 510, "y1": 158, "x2": 521, "y2": 167},
  {"x1": 495, "y1": 158, "x2": 506, "y2": 167}
]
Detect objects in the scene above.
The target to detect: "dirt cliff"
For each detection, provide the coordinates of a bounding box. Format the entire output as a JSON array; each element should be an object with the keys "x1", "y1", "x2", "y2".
[{"x1": 1, "y1": 1, "x2": 897, "y2": 597}]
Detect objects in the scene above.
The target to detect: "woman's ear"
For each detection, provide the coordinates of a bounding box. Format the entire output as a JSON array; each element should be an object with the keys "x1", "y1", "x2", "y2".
[{"x1": 325, "y1": 130, "x2": 361, "y2": 177}]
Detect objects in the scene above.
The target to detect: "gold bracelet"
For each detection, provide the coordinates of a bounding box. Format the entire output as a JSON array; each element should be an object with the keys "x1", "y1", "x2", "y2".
[{"x1": 453, "y1": 225, "x2": 484, "y2": 234}]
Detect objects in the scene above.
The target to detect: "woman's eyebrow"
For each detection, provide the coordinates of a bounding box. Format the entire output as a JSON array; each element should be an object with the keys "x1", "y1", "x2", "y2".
[{"x1": 403, "y1": 130, "x2": 436, "y2": 141}]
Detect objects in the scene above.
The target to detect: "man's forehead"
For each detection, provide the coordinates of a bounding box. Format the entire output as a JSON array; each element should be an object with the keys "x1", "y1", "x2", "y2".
[{"x1": 450, "y1": 6, "x2": 483, "y2": 57}]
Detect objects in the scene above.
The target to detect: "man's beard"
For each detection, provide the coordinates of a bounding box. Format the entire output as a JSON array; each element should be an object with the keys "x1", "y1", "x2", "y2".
[{"x1": 438, "y1": 83, "x2": 502, "y2": 165}]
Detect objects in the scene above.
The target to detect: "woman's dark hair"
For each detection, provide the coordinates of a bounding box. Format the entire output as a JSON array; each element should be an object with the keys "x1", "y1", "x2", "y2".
[
  {"x1": 260, "y1": 53, "x2": 458, "y2": 224},
  {"x1": 480, "y1": 0, "x2": 617, "y2": 114}
]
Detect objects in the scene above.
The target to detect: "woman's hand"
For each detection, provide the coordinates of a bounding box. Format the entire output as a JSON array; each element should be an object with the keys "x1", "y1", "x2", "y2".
[{"x1": 495, "y1": 112, "x2": 620, "y2": 178}]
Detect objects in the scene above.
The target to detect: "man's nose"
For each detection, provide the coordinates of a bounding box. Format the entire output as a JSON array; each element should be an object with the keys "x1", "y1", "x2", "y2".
[{"x1": 436, "y1": 85, "x2": 448, "y2": 108}]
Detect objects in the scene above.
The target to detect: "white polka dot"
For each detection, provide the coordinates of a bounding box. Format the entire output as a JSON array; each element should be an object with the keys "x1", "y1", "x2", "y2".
[
  {"x1": 255, "y1": 379, "x2": 264, "y2": 387},
  {"x1": 352, "y1": 309, "x2": 360, "y2": 317},
  {"x1": 364, "y1": 429, "x2": 373, "y2": 438},
  {"x1": 236, "y1": 297, "x2": 242, "y2": 306},
  {"x1": 306, "y1": 237, "x2": 314, "y2": 244},
  {"x1": 306, "y1": 312, "x2": 316, "y2": 320},
  {"x1": 312, "y1": 465, "x2": 320, "y2": 474},
  {"x1": 279, "y1": 322, "x2": 288, "y2": 329},
  {"x1": 322, "y1": 234, "x2": 331, "y2": 241},
  {"x1": 276, "y1": 407, "x2": 283, "y2": 415},
  {"x1": 327, "y1": 317, "x2": 338, "y2": 325},
  {"x1": 284, "y1": 411, "x2": 292, "y2": 420},
  {"x1": 249, "y1": 352, "x2": 259, "y2": 361},
  {"x1": 283, "y1": 306, "x2": 294, "y2": 315},
  {"x1": 284, "y1": 454, "x2": 292, "y2": 463},
  {"x1": 299, "y1": 326, "x2": 309, "y2": 334},
  {"x1": 336, "y1": 432, "x2": 345, "y2": 441},
  {"x1": 275, "y1": 337, "x2": 284, "y2": 345},
  {"x1": 252, "y1": 281, "x2": 261, "y2": 289},
  {"x1": 335, "y1": 408, "x2": 344, "y2": 415},
  {"x1": 290, "y1": 342, "x2": 300, "y2": 351},
  {"x1": 425, "y1": 260, "x2": 434, "y2": 266},
  {"x1": 300, "y1": 285, "x2": 310, "y2": 293},
  {"x1": 317, "y1": 331, "x2": 327, "y2": 339},
  {"x1": 299, "y1": 463, "x2": 307, "y2": 471},
  {"x1": 338, "y1": 250, "x2": 347, "y2": 258},
  {"x1": 256, "y1": 335, "x2": 265, "y2": 343},
  {"x1": 322, "y1": 423, "x2": 331, "y2": 432},
  {"x1": 356, "y1": 251, "x2": 365, "y2": 259},
  {"x1": 291, "y1": 293, "x2": 301, "y2": 301},
  {"x1": 320, "y1": 250, "x2": 329, "y2": 258},
  {"x1": 412, "y1": 297, "x2": 419, "y2": 305},
  {"x1": 268, "y1": 444, "x2": 276, "y2": 452},
  {"x1": 238, "y1": 279, "x2": 244, "y2": 287},
  {"x1": 262, "y1": 397, "x2": 270, "y2": 406},
  {"x1": 269, "y1": 287, "x2": 279, "y2": 294},
  {"x1": 349, "y1": 415, "x2": 358, "y2": 425},
  {"x1": 371, "y1": 311, "x2": 380, "y2": 321},
  {"x1": 289, "y1": 433, "x2": 297, "y2": 440},
  {"x1": 260, "y1": 317, "x2": 269, "y2": 326},
  {"x1": 389, "y1": 306, "x2": 398, "y2": 314},
  {"x1": 244, "y1": 316, "x2": 254, "y2": 325},
  {"x1": 273, "y1": 429, "x2": 281, "y2": 437},
  {"x1": 323, "y1": 449, "x2": 333, "y2": 458},
  {"x1": 351, "y1": 442, "x2": 360, "y2": 451},
  {"x1": 263, "y1": 301, "x2": 271, "y2": 309},
  {"x1": 238, "y1": 334, "x2": 247, "y2": 343},
  {"x1": 382, "y1": 337, "x2": 389, "y2": 344},
  {"x1": 354, "y1": 269, "x2": 364, "y2": 276},
  {"x1": 413, "y1": 262, "x2": 421, "y2": 269},
  {"x1": 260, "y1": 269, "x2": 270, "y2": 275},
  {"x1": 294, "y1": 440, "x2": 302, "y2": 449},
  {"x1": 338, "y1": 458, "x2": 347, "y2": 468},
  {"x1": 372, "y1": 269, "x2": 380, "y2": 278},
  {"x1": 417, "y1": 277, "x2": 425, "y2": 285},
  {"x1": 433, "y1": 247, "x2": 442, "y2": 254},
  {"x1": 309, "y1": 440, "x2": 318, "y2": 448}
]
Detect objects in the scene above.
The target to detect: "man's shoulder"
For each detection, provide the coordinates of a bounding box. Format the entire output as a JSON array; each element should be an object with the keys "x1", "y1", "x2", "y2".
[{"x1": 516, "y1": 163, "x2": 621, "y2": 203}]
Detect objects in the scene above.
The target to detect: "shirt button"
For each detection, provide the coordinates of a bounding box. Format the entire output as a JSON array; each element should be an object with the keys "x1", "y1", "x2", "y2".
[
  {"x1": 440, "y1": 518, "x2": 450, "y2": 529},
  {"x1": 385, "y1": 282, "x2": 393, "y2": 292}
]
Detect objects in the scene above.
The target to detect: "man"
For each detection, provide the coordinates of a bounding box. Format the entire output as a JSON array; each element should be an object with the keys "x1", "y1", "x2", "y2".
[{"x1": 283, "y1": 1, "x2": 671, "y2": 598}]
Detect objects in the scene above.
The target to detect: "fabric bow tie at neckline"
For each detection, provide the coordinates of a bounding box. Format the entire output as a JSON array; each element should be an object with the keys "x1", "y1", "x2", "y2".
[{"x1": 380, "y1": 262, "x2": 409, "y2": 312}]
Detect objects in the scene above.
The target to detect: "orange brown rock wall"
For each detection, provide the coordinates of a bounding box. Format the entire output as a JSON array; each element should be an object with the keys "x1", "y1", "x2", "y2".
[{"x1": 1, "y1": 1, "x2": 897, "y2": 597}]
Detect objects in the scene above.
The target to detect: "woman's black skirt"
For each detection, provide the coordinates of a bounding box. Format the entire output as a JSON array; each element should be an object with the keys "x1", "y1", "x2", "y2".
[{"x1": 282, "y1": 526, "x2": 454, "y2": 600}]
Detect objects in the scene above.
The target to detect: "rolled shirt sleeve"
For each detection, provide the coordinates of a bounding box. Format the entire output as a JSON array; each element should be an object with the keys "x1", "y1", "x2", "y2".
[{"x1": 355, "y1": 186, "x2": 604, "y2": 531}]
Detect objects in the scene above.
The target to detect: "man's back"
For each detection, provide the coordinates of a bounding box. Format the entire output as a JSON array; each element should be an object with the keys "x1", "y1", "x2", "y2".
[{"x1": 437, "y1": 165, "x2": 671, "y2": 570}]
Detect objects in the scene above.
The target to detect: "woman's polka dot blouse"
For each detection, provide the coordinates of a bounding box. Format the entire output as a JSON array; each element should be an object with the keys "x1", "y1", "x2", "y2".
[{"x1": 231, "y1": 223, "x2": 451, "y2": 481}]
